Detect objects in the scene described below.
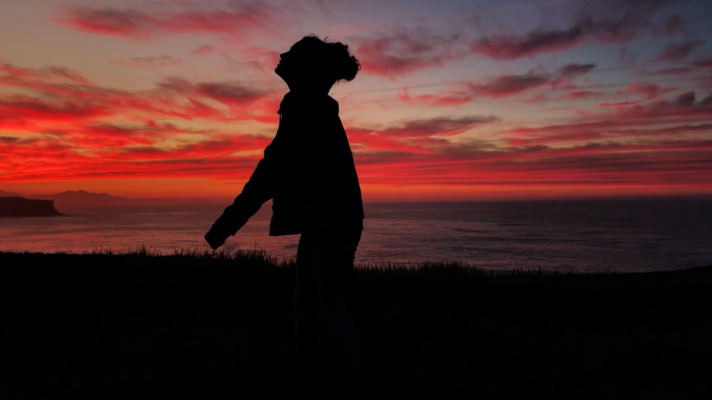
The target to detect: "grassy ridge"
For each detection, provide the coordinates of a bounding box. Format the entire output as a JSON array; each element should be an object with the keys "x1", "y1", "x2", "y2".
[{"x1": 1, "y1": 249, "x2": 711, "y2": 399}]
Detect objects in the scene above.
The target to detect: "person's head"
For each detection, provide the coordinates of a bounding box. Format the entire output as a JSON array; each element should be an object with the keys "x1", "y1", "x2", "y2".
[{"x1": 275, "y1": 35, "x2": 360, "y2": 94}]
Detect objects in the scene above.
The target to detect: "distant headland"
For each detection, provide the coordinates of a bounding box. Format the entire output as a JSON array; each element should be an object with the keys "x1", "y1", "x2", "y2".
[
  {"x1": 0, "y1": 196, "x2": 62, "y2": 217},
  {"x1": 0, "y1": 189, "x2": 227, "y2": 209}
]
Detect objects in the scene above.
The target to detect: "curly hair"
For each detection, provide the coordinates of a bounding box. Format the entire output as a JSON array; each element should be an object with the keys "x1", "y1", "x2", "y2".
[{"x1": 297, "y1": 35, "x2": 361, "y2": 83}]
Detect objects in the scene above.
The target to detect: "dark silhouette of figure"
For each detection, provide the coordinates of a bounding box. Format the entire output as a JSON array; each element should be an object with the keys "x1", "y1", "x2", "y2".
[{"x1": 204, "y1": 35, "x2": 365, "y2": 399}]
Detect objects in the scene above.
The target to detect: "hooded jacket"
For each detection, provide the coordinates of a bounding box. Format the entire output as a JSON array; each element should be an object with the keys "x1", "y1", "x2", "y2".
[{"x1": 212, "y1": 91, "x2": 365, "y2": 238}]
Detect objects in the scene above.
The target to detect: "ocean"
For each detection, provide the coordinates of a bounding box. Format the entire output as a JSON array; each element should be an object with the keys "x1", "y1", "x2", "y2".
[{"x1": 1, "y1": 199, "x2": 711, "y2": 272}]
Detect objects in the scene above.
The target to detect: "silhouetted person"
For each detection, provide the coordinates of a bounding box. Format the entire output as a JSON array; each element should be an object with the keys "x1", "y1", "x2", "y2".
[{"x1": 204, "y1": 35, "x2": 365, "y2": 399}]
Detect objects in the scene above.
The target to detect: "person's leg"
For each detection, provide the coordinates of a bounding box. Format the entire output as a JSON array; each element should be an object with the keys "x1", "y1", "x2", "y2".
[
  {"x1": 295, "y1": 233, "x2": 321, "y2": 393},
  {"x1": 314, "y1": 230, "x2": 363, "y2": 396}
]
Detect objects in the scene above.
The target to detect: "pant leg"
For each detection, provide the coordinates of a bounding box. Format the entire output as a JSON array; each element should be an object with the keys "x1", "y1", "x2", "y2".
[
  {"x1": 295, "y1": 233, "x2": 321, "y2": 381},
  {"x1": 314, "y1": 230, "x2": 363, "y2": 389}
]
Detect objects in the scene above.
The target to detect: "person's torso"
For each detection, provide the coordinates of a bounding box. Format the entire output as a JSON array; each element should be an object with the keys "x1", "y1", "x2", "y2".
[{"x1": 269, "y1": 94, "x2": 364, "y2": 236}]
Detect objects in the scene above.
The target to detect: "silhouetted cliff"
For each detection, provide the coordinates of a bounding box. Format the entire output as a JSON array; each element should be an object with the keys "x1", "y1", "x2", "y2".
[{"x1": 0, "y1": 197, "x2": 62, "y2": 217}]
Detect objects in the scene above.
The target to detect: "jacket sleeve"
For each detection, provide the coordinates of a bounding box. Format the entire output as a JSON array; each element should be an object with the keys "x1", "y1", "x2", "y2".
[{"x1": 212, "y1": 113, "x2": 309, "y2": 236}]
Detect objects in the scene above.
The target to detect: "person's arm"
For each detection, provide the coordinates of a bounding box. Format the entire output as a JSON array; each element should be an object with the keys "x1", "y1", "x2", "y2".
[{"x1": 205, "y1": 114, "x2": 309, "y2": 249}]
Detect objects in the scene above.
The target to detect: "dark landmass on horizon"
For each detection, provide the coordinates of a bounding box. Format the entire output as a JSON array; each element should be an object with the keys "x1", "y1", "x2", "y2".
[
  {"x1": 0, "y1": 197, "x2": 62, "y2": 218},
  {"x1": 1, "y1": 250, "x2": 710, "y2": 399},
  {"x1": 0, "y1": 190, "x2": 22, "y2": 197},
  {"x1": 1, "y1": 190, "x2": 227, "y2": 211},
  {"x1": 1, "y1": 189, "x2": 711, "y2": 211}
]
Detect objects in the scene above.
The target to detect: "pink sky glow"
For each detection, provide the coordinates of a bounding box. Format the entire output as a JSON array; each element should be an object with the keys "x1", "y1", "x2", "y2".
[{"x1": 1, "y1": 0, "x2": 712, "y2": 201}]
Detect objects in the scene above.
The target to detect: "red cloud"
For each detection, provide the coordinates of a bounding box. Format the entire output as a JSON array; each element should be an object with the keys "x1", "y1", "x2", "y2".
[
  {"x1": 109, "y1": 56, "x2": 182, "y2": 68},
  {"x1": 598, "y1": 101, "x2": 642, "y2": 107},
  {"x1": 597, "y1": 92, "x2": 712, "y2": 125},
  {"x1": 353, "y1": 137, "x2": 712, "y2": 187},
  {"x1": 346, "y1": 128, "x2": 435, "y2": 155},
  {"x1": 472, "y1": 28, "x2": 584, "y2": 60},
  {"x1": 59, "y1": 3, "x2": 275, "y2": 38},
  {"x1": 0, "y1": 60, "x2": 287, "y2": 185},
  {"x1": 496, "y1": 92, "x2": 712, "y2": 148},
  {"x1": 558, "y1": 63, "x2": 596, "y2": 79},
  {"x1": 402, "y1": 65, "x2": 597, "y2": 103},
  {"x1": 0, "y1": 63, "x2": 89, "y2": 85},
  {"x1": 113, "y1": 135, "x2": 271, "y2": 161},
  {"x1": 198, "y1": 83, "x2": 268, "y2": 107},
  {"x1": 398, "y1": 88, "x2": 471, "y2": 106},
  {"x1": 472, "y1": 0, "x2": 678, "y2": 60},
  {"x1": 60, "y1": 8, "x2": 153, "y2": 38},
  {"x1": 663, "y1": 15, "x2": 685, "y2": 36},
  {"x1": 191, "y1": 45, "x2": 216, "y2": 55},
  {"x1": 3, "y1": 61, "x2": 279, "y2": 126},
  {"x1": 672, "y1": 91, "x2": 696, "y2": 107},
  {"x1": 345, "y1": 116, "x2": 497, "y2": 155},
  {"x1": 3, "y1": 57, "x2": 712, "y2": 192},
  {"x1": 3, "y1": 65, "x2": 222, "y2": 122},
  {"x1": 0, "y1": 97, "x2": 108, "y2": 126},
  {"x1": 354, "y1": 26, "x2": 462, "y2": 77},
  {"x1": 467, "y1": 74, "x2": 551, "y2": 99},
  {"x1": 693, "y1": 58, "x2": 712, "y2": 69},
  {"x1": 630, "y1": 92, "x2": 711, "y2": 115},
  {"x1": 498, "y1": 121, "x2": 615, "y2": 146},
  {"x1": 380, "y1": 116, "x2": 498, "y2": 138},
  {"x1": 0, "y1": 136, "x2": 20, "y2": 143},
  {"x1": 656, "y1": 40, "x2": 704, "y2": 62},
  {"x1": 5, "y1": 119, "x2": 712, "y2": 188},
  {"x1": 636, "y1": 67, "x2": 693, "y2": 77},
  {"x1": 617, "y1": 123, "x2": 712, "y2": 137},
  {"x1": 566, "y1": 91, "x2": 601, "y2": 100},
  {"x1": 158, "y1": 78, "x2": 269, "y2": 108},
  {"x1": 619, "y1": 82, "x2": 676, "y2": 100}
]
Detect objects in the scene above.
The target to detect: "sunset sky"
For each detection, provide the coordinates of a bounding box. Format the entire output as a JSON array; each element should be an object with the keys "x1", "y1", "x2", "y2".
[{"x1": 1, "y1": 0, "x2": 712, "y2": 201}]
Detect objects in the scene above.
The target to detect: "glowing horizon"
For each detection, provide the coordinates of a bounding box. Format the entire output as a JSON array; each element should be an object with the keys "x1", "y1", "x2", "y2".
[{"x1": 2, "y1": 0, "x2": 712, "y2": 201}]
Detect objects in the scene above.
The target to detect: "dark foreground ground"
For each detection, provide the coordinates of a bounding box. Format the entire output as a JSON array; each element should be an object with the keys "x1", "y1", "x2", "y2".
[{"x1": 1, "y1": 250, "x2": 711, "y2": 399}]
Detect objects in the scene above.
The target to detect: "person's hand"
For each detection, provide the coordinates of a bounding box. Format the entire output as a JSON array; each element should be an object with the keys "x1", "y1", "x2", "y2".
[{"x1": 204, "y1": 224, "x2": 230, "y2": 250}]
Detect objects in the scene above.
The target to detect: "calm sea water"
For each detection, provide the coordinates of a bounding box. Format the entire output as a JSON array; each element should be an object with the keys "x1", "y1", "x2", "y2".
[{"x1": 1, "y1": 199, "x2": 711, "y2": 272}]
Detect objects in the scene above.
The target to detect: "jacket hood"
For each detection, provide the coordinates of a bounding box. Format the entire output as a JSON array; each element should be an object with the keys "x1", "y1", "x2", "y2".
[{"x1": 278, "y1": 92, "x2": 339, "y2": 115}]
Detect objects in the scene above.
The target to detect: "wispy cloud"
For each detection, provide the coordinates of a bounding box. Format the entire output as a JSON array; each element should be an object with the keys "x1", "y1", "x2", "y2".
[
  {"x1": 472, "y1": 0, "x2": 682, "y2": 60},
  {"x1": 617, "y1": 82, "x2": 677, "y2": 100},
  {"x1": 354, "y1": 26, "x2": 463, "y2": 77},
  {"x1": 109, "y1": 55, "x2": 183, "y2": 68},
  {"x1": 191, "y1": 45, "x2": 216, "y2": 55},
  {"x1": 656, "y1": 40, "x2": 705, "y2": 62},
  {"x1": 398, "y1": 88, "x2": 472, "y2": 107},
  {"x1": 558, "y1": 63, "x2": 597, "y2": 79},
  {"x1": 58, "y1": 2, "x2": 277, "y2": 39}
]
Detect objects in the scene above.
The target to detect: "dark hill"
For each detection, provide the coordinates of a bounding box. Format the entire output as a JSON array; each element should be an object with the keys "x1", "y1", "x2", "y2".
[
  {"x1": 0, "y1": 196, "x2": 62, "y2": 217},
  {"x1": 1, "y1": 250, "x2": 710, "y2": 399},
  {"x1": 28, "y1": 190, "x2": 127, "y2": 208}
]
